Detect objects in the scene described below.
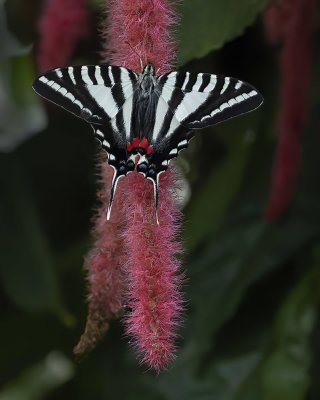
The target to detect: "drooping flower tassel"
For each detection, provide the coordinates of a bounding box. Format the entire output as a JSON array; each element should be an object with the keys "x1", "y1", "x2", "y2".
[
  {"x1": 102, "y1": 0, "x2": 184, "y2": 371},
  {"x1": 75, "y1": 0, "x2": 184, "y2": 372},
  {"x1": 74, "y1": 157, "x2": 127, "y2": 356},
  {"x1": 263, "y1": 0, "x2": 316, "y2": 220},
  {"x1": 37, "y1": 0, "x2": 91, "y2": 72}
]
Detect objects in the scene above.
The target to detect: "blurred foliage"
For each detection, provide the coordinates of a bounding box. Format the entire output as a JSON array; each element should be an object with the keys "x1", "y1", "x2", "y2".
[
  {"x1": 178, "y1": 0, "x2": 267, "y2": 64},
  {"x1": 0, "y1": 0, "x2": 47, "y2": 152},
  {"x1": 0, "y1": 352, "x2": 74, "y2": 400},
  {"x1": 0, "y1": 0, "x2": 25, "y2": 59},
  {"x1": 0, "y1": 155, "x2": 64, "y2": 314},
  {"x1": 1, "y1": 0, "x2": 320, "y2": 399}
]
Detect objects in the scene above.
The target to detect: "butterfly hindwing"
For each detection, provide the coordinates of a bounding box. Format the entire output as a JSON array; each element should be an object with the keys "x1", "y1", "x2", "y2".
[
  {"x1": 92, "y1": 123, "x2": 131, "y2": 219},
  {"x1": 33, "y1": 64, "x2": 141, "y2": 219}
]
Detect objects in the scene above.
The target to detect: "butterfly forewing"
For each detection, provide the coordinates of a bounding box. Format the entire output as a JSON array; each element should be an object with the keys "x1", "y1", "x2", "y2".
[
  {"x1": 33, "y1": 64, "x2": 139, "y2": 166},
  {"x1": 156, "y1": 71, "x2": 263, "y2": 129},
  {"x1": 32, "y1": 65, "x2": 138, "y2": 126}
]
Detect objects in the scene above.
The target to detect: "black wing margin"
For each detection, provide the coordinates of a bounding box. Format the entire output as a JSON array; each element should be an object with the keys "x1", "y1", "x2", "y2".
[
  {"x1": 145, "y1": 71, "x2": 263, "y2": 223},
  {"x1": 33, "y1": 64, "x2": 139, "y2": 221},
  {"x1": 156, "y1": 71, "x2": 263, "y2": 130},
  {"x1": 32, "y1": 65, "x2": 138, "y2": 125}
]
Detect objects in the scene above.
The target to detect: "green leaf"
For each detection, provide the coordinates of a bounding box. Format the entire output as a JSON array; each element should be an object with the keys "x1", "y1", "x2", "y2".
[
  {"x1": 186, "y1": 217, "x2": 319, "y2": 364},
  {"x1": 0, "y1": 155, "x2": 64, "y2": 314},
  {"x1": 178, "y1": 0, "x2": 267, "y2": 65},
  {"x1": 184, "y1": 114, "x2": 260, "y2": 252},
  {"x1": 260, "y1": 251, "x2": 320, "y2": 400},
  {"x1": 0, "y1": 1, "x2": 44, "y2": 151},
  {"x1": 0, "y1": 0, "x2": 29, "y2": 60},
  {"x1": 0, "y1": 54, "x2": 47, "y2": 152},
  {"x1": 0, "y1": 351, "x2": 74, "y2": 400}
]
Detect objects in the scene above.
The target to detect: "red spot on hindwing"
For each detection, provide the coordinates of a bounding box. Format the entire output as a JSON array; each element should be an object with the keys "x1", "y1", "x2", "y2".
[{"x1": 127, "y1": 137, "x2": 153, "y2": 154}]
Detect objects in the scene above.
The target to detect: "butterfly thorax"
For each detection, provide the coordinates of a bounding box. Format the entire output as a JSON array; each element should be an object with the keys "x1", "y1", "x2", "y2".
[
  {"x1": 130, "y1": 63, "x2": 158, "y2": 153},
  {"x1": 139, "y1": 63, "x2": 156, "y2": 84},
  {"x1": 138, "y1": 63, "x2": 158, "y2": 101}
]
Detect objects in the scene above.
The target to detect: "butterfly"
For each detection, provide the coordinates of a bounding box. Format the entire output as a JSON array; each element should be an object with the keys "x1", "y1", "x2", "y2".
[{"x1": 33, "y1": 62, "x2": 263, "y2": 223}]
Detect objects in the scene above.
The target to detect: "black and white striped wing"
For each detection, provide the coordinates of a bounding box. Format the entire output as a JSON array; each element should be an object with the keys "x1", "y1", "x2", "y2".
[
  {"x1": 157, "y1": 71, "x2": 263, "y2": 129},
  {"x1": 33, "y1": 65, "x2": 138, "y2": 126},
  {"x1": 150, "y1": 71, "x2": 263, "y2": 163},
  {"x1": 144, "y1": 71, "x2": 263, "y2": 216},
  {"x1": 32, "y1": 64, "x2": 139, "y2": 219}
]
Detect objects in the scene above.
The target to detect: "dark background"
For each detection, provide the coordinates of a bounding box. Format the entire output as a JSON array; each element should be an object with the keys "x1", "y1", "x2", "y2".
[{"x1": 1, "y1": 0, "x2": 320, "y2": 399}]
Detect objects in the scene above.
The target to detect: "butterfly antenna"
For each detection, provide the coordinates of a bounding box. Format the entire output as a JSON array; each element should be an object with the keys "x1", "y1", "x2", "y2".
[{"x1": 125, "y1": 41, "x2": 144, "y2": 72}]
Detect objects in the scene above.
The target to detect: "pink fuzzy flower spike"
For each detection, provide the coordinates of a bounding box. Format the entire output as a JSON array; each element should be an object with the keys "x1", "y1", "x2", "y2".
[
  {"x1": 102, "y1": 0, "x2": 184, "y2": 371},
  {"x1": 74, "y1": 158, "x2": 127, "y2": 356},
  {"x1": 37, "y1": 0, "x2": 91, "y2": 72},
  {"x1": 102, "y1": 0, "x2": 177, "y2": 74},
  {"x1": 263, "y1": 0, "x2": 315, "y2": 220},
  {"x1": 123, "y1": 169, "x2": 184, "y2": 372}
]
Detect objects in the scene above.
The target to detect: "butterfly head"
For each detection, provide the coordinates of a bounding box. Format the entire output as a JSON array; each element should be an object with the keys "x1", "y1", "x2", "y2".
[{"x1": 142, "y1": 63, "x2": 156, "y2": 76}]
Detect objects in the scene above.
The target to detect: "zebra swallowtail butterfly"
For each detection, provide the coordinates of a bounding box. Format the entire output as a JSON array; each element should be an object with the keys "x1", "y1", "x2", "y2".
[{"x1": 33, "y1": 63, "x2": 263, "y2": 223}]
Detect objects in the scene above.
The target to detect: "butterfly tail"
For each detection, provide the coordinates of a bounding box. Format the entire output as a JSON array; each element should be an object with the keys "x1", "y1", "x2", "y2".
[
  {"x1": 148, "y1": 175, "x2": 160, "y2": 225},
  {"x1": 107, "y1": 168, "x2": 123, "y2": 220},
  {"x1": 154, "y1": 179, "x2": 159, "y2": 225}
]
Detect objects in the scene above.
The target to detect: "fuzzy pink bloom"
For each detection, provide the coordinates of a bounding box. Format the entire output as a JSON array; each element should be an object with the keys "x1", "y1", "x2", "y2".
[
  {"x1": 74, "y1": 0, "x2": 182, "y2": 370},
  {"x1": 121, "y1": 169, "x2": 184, "y2": 372},
  {"x1": 37, "y1": 0, "x2": 91, "y2": 72},
  {"x1": 74, "y1": 157, "x2": 127, "y2": 355},
  {"x1": 100, "y1": 0, "x2": 183, "y2": 371},
  {"x1": 101, "y1": 0, "x2": 177, "y2": 74},
  {"x1": 264, "y1": 0, "x2": 315, "y2": 220}
]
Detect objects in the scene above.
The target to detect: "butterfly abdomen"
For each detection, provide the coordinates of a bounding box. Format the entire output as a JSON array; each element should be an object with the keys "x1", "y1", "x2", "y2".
[{"x1": 134, "y1": 82, "x2": 160, "y2": 144}]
